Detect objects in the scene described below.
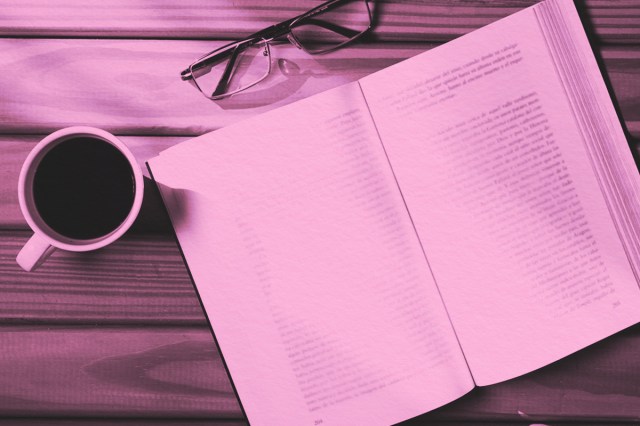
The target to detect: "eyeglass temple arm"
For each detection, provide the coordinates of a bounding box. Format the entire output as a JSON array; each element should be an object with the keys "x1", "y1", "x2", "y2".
[
  {"x1": 250, "y1": 18, "x2": 295, "y2": 40},
  {"x1": 294, "y1": 19, "x2": 363, "y2": 38}
]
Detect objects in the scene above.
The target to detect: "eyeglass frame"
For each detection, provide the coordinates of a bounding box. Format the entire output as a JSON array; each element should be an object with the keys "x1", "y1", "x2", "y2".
[{"x1": 180, "y1": 0, "x2": 375, "y2": 100}]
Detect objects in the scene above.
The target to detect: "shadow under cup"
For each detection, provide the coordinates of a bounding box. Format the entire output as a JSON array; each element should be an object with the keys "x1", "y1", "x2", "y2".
[{"x1": 19, "y1": 129, "x2": 144, "y2": 252}]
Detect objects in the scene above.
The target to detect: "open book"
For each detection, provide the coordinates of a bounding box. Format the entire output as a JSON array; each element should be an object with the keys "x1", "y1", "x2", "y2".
[{"x1": 147, "y1": 1, "x2": 640, "y2": 424}]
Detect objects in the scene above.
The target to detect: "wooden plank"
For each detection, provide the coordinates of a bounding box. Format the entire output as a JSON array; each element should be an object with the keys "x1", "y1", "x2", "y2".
[
  {"x1": 2, "y1": 131, "x2": 639, "y2": 230},
  {"x1": 0, "y1": 231, "x2": 206, "y2": 325},
  {"x1": 0, "y1": 325, "x2": 638, "y2": 420},
  {"x1": 0, "y1": 0, "x2": 638, "y2": 44},
  {"x1": 0, "y1": 39, "x2": 427, "y2": 135},
  {"x1": 0, "y1": 422, "x2": 618, "y2": 426},
  {"x1": 0, "y1": 326, "x2": 239, "y2": 418},
  {"x1": 0, "y1": 421, "x2": 247, "y2": 426},
  {"x1": 0, "y1": 40, "x2": 638, "y2": 136},
  {"x1": 0, "y1": 422, "x2": 245, "y2": 426},
  {"x1": 0, "y1": 421, "x2": 613, "y2": 426}
]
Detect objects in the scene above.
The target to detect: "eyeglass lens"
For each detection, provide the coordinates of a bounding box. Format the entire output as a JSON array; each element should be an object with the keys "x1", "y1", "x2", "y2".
[
  {"x1": 290, "y1": 0, "x2": 372, "y2": 54},
  {"x1": 191, "y1": 42, "x2": 271, "y2": 99}
]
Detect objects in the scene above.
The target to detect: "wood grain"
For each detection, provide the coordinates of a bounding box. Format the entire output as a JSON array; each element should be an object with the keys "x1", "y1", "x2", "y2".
[
  {"x1": 0, "y1": 40, "x2": 639, "y2": 136},
  {"x1": 0, "y1": 231, "x2": 205, "y2": 325},
  {"x1": 0, "y1": 0, "x2": 638, "y2": 44},
  {"x1": 0, "y1": 326, "x2": 239, "y2": 418},
  {"x1": 0, "y1": 421, "x2": 615, "y2": 426},
  {"x1": 0, "y1": 422, "x2": 247, "y2": 426},
  {"x1": 0, "y1": 422, "x2": 598, "y2": 426},
  {"x1": 0, "y1": 40, "x2": 429, "y2": 135},
  {"x1": 0, "y1": 324, "x2": 638, "y2": 421}
]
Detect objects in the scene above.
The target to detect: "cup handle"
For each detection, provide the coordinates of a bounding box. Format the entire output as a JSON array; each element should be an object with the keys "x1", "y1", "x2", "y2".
[{"x1": 17, "y1": 234, "x2": 56, "y2": 272}]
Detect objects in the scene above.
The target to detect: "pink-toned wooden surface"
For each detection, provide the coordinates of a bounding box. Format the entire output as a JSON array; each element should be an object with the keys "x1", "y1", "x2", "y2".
[{"x1": 1, "y1": 1, "x2": 639, "y2": 424}]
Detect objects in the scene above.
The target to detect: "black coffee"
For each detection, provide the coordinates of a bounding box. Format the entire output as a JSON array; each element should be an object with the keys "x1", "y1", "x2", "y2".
[{"x1": 33, "y1": 136, "x2": 135, "y2": 240}]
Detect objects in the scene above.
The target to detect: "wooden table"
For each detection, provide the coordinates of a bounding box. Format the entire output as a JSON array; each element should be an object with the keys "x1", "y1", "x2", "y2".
[{"x1": 1, "y1": 1, "x2": 639, "y2": 424}]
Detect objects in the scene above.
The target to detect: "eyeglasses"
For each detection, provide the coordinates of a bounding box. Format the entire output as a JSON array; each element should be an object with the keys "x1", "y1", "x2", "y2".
[{"x1": 180, "y1": 0, "x2": 374, "y2": 100}]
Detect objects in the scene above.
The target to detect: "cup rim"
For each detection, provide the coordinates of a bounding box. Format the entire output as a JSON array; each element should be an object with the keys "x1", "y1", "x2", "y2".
[{"x1": 18, "y1": 126, "x2": 144, "y2": 252}]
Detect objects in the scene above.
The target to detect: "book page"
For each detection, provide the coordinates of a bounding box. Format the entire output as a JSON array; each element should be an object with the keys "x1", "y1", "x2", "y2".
[
  {"x1": 148, "y1": 82, "x2": 473, "y2": 425},
  {"x1": 359, "y1": 4, "x2": 640, "y2": 385}
]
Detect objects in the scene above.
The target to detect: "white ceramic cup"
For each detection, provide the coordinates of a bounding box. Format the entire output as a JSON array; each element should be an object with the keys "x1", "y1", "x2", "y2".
[{"x1": 16, "y1": 126, "x2": 144, "y2": 271}]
